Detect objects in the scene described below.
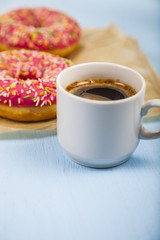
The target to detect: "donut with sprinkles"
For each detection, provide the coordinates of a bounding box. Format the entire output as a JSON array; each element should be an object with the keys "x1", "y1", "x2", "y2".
[
  {"x1": 0, "y1": 7, "x2": 81, "y2": 56},
  {"x1": 0, "y1": 49, "x2": 71, "y2": 121}
]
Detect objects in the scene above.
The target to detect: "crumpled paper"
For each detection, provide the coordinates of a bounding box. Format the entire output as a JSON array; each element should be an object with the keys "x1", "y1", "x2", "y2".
[{"x1": 0, "y1": 24, "x2": 159, "y2": 133}]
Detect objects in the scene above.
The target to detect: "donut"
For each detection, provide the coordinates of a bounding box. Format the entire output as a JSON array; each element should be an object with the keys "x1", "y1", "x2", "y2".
[
  {"x1": 0, "y1": 7, "x2": 81, "y2": 56},
  {"x1": 0, "y1": 49, "x2": 71, "y2": 122}
]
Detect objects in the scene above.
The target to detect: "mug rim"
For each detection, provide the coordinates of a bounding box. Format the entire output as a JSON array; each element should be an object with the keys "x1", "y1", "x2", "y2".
[{"x1": 57, "y1": 62, "x2": 146, "y2": 105}]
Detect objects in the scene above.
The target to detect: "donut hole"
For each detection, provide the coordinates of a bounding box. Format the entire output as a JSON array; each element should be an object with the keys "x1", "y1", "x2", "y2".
[
  {"x1": 18, "y1": 69, "x2": 44, "y2": 81},
  {"x1": 4, "y1": 55, "x2": 47, "y2": 81},
  {"x1": 8, "y1": 8, "x2": 58, "y2": 28},
  {"x1": 8, "y1": 8, "x2": 66, "y2": 28},
  {"x1": 8, "y1": 9, "x2": 42, "y2": 28},
  {"x1": 5, "y1": 69, "x2": 42, "y2": 81},
  {"x1": 18, "y1": 73, "x2": 38, "y2": 81}
]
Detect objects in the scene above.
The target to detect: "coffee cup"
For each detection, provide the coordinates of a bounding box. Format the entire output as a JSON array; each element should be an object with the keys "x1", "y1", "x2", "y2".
[{"x1": 57, "y1": 62, "x2": 160, "y2": 168}]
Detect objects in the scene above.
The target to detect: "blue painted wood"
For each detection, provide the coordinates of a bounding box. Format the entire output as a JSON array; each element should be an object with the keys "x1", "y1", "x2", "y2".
[
  {"x1": 0, "y1": 0, "x2": 160, "y2": 239},
  {"x1": 0, "y1": 119, "x2": 159, "y2": 240}
]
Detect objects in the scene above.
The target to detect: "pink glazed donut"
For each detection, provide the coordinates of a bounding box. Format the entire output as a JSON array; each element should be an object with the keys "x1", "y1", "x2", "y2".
[
  {"x1": 0, "y1": 49, "x2": 71, "y2": 121},
  {"x1": 0, "y1": 7, "x2": 81, "y2": 56}
]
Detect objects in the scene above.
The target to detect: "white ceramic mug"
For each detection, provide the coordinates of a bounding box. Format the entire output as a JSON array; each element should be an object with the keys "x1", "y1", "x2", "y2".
[{"x1": 57, "y1": 62, "x2": 160, "y2": 168}]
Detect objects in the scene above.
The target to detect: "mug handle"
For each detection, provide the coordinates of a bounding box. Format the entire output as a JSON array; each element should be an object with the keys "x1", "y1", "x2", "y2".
[{"x1": 140, "y1": 99, "x2": 160, "y2": 139}]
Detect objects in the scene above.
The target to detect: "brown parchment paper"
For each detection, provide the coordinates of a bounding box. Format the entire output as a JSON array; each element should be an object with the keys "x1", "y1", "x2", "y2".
[{"x1": 0, "y1": 24, "x2": 160, "y2": 133}]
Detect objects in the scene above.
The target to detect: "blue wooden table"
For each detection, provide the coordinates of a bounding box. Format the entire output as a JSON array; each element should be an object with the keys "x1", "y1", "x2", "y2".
[{"x1": 0, "y1": 0, "x2": 160, "y2": 240}]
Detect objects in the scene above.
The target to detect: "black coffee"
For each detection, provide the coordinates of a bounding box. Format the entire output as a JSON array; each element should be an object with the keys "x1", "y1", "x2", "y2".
[{"x1": 66, "y1": 79, "x2": 137, "y2": 101}]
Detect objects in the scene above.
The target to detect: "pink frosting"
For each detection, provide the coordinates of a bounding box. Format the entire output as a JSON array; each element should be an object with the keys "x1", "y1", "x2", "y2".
[
  {"x1": 0, "y1": 7, "x2": 81, "y2": 50},
  {"x1": 0, "y1": 49, "x2": 71, "y2": 107}
]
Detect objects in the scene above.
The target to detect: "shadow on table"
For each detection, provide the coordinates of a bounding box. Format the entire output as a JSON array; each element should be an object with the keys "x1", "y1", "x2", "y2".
[
  {"x1": 52, "y1": 151, "x2": 157, "y2": 173},
  {"x1": 0, "y1": 129, "x2": 57, "y2": 140},
  {"x1": 0, "y1": 131, "x2": 158, "y2": 174}
]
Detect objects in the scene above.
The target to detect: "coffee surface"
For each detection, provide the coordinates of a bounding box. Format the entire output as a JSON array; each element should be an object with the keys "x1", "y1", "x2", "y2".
[{"x1": 66, "y1": 79, "x2": 137, "y2": 101}]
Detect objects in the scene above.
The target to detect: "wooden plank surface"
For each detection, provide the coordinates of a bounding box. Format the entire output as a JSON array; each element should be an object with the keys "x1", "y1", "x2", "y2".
[
  {"x1": 0, "y1": 118, "x2": 160, "y2": 240},
  {"x1": 0, "y1": 0, "x2": 160, "y2": 239}
]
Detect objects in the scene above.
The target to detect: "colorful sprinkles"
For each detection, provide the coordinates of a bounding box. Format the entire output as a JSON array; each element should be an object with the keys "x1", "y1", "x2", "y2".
[
  {"x1": 0, "y1": 7, "x2": 81, "y2": 51},
  {"x1": 0, "y1": 49, "x2": 71, "y2": 107}
]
